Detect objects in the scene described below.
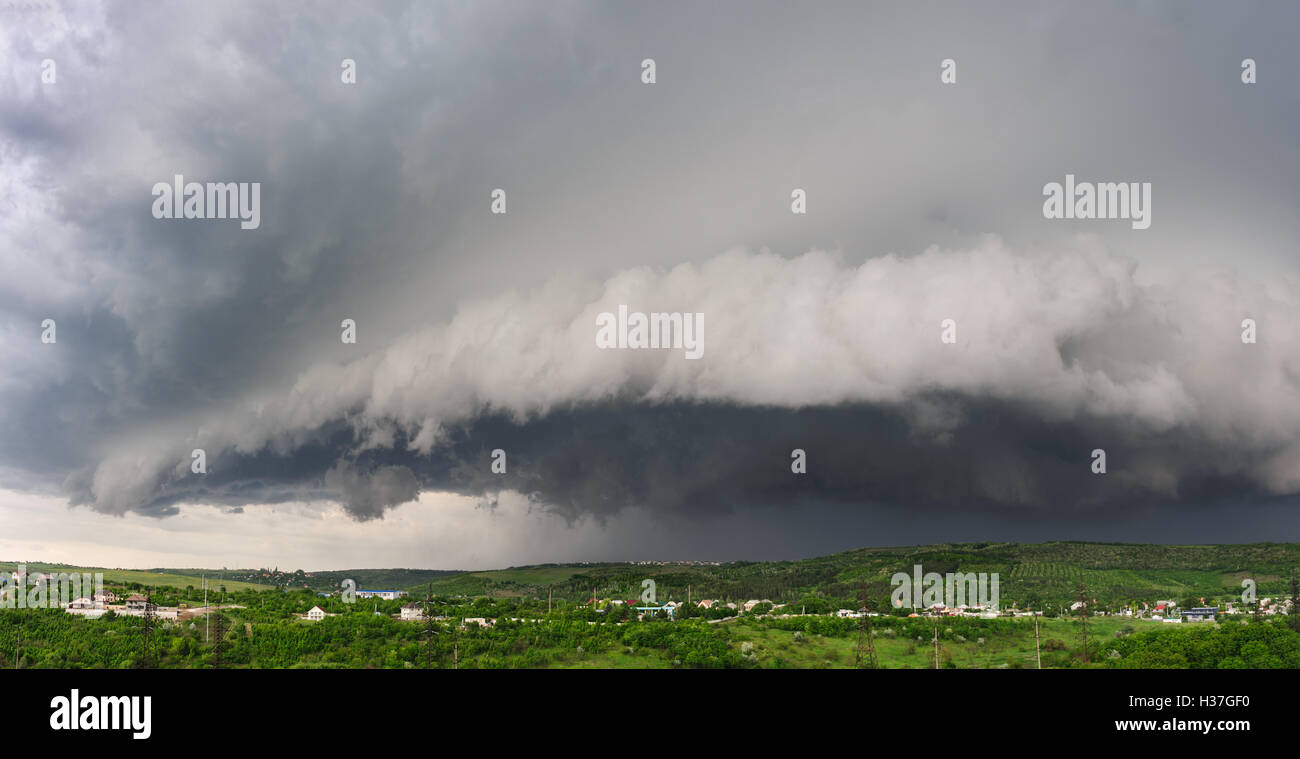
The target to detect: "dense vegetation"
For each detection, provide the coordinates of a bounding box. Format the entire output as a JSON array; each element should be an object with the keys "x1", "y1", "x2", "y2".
[
  {"x1": 4, "y1": 542, "x2": 1298, "y2": 669},
  {"x1": 3, "y1": 588, "x2": 1297, "y2": 669}
]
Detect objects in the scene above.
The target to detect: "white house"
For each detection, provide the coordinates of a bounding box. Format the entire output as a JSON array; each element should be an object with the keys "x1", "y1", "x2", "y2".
[
  {"x1": 400, "y1": 602, "x2": 423, "y2": 621},
  {"x1": 64, "y1": 598, "x2": 105, "y2": 619},
  {"x1": 305, "y1": 606, "x2": 326, "y2": 621},
  {"x1": 355, "y1": 589, "x2": 407, "y2": 601}
]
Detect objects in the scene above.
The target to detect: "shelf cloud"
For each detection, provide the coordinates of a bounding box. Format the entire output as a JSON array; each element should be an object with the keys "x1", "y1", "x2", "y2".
[{"x1": 3, "y1": 0, "x2": 1299, "y2": 561}]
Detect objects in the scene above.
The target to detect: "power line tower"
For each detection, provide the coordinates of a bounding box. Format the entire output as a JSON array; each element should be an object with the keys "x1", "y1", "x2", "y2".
[
  {"x1": 855, "y1": 586, "x2": 878, "y2": 669},
  {"x1": 1076, "y1": 581, "x2": 1089, "y2": 664},
  {"x1": 139, "y1": 588, "x2": 157, "y2": 669},
  {"x1": 210, "y1": 610, "x2": 227, "y2": 669}
]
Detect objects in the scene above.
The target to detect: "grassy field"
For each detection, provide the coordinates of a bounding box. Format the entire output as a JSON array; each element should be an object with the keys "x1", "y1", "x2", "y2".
[{"x1": 0, "y1": 562, "x2": 271, "y2": 593}]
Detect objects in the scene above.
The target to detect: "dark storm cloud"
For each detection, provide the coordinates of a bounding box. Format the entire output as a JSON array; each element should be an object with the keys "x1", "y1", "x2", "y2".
[
  {"x1": 1, "y1": 1, "x2": 1299, "y2": 552},
  {"x1": 87, "y1": 395, "x2": 1288, "y2": 529},
  {"x1": 48, "y1": 237, "x2": 1297, "y2": 522}
]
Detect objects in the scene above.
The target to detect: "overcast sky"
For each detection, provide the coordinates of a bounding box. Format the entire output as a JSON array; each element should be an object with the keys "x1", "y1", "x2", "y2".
[{"x1": 1, "y1": 1, "x2": 1298, "y2": 570}]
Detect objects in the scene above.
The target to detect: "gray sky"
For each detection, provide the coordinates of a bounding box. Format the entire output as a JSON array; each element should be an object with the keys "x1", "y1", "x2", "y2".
[{"x1": 1, "y1": 1, "x2": 1298, "y2": 570}]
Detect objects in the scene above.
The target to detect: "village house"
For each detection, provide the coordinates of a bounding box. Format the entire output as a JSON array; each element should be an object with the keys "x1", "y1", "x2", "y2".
[
  {"x1": 355, "y1": 589, "x2": 407, "y2": 600},
  {"x1": 63, "y1": 599, "x2": 106, "y2": 619},
  {"x1": 400, "y1": 602, "x2": 423, "y2": 621},
  {"x1": 305, "y1": 606, "x2": 326, "y2": 621}
]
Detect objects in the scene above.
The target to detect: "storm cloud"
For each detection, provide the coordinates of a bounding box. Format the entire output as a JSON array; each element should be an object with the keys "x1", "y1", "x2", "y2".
[
  {"x1": 53, "y1": 241, "x2": 1300, "y2": 522},
  {"x1": 2, "y1": 0, "x2": 1299, "y2": 558}
]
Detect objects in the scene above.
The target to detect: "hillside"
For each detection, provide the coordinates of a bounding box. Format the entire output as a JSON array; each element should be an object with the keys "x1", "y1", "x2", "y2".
[
  {"x1": 148, "y1": 567, "x2": 460, "y2": 592},
  {"x1": 10, "y1": 542, "x2": 1299, "y2": 609},
  {"x1": 407, "y1": 542, "x2": 1300, "y2": 608},
  {"x1": 0, "y1": 562, "x2": 271, "y2": 593}
]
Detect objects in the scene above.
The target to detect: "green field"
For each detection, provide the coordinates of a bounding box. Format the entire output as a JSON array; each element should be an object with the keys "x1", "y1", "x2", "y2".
[{"x1": 0, "y1": 562, "x2": 271, "y2": 593}]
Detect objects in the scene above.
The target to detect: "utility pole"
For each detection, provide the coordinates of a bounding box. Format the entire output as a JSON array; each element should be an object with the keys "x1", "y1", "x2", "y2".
[
  {"x1": 547, "y1": 585, "x2": 552, "y2": 615},
  {"x1": 1290, "y1": 570, "x2": 1300, "y2": 632},
  {"x1": 1077, "y1": 582, "x2": 1089, "y2": 664},
  {"x1": 421, "y1": 583, "x2": 437, "y2": 669},
  {"x1": 855, "y1": 586, "x2": 878, "y2": 669},
  {"x1": 1034, "y1": 609, "x2": 1042, "y2": 670},
  {"x1": 1252, "y1": 574, "x2": 1262, "y2": 622},
  {"x1": 932, "y1": 616, "x2": 940, "y2": 670}
]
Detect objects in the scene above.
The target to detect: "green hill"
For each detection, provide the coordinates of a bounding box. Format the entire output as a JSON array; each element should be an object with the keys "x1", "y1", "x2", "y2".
[
  {"x1": 405, "y1": 542, "x2": 1300, "y2": 608},
  {"x1": 0, "y1": 562, "x2": 271, "y2": 593},
  {"x1": 12, "y1": 542, "x2": 1298, "y2": 609}
]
